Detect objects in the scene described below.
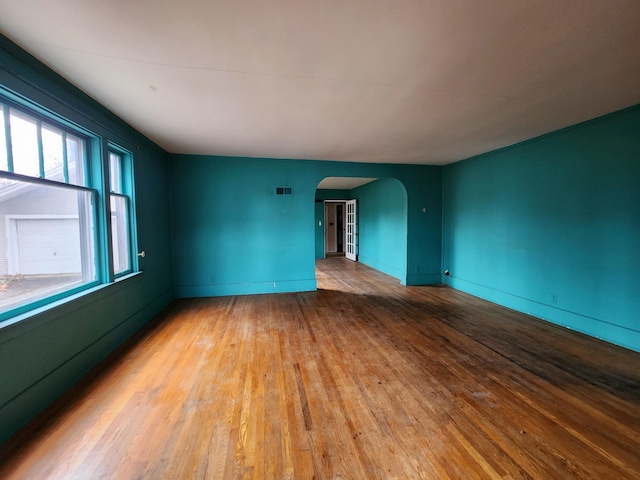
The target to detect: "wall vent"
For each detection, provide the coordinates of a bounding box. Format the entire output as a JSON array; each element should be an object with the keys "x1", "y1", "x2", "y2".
[{"x1": 275, "y1": 186, "x2": 293, "y2": 196}]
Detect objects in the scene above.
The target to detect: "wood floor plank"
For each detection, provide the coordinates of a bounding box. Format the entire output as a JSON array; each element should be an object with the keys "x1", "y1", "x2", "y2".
[{"x1": 1, "y1": 257, "x2": 639, "y2": 479}]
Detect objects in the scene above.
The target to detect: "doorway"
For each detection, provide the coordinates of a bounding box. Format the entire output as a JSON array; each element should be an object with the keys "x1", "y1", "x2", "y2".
[
  {"x1": 324, "y1": 201, "x2": 346, "y2": 257},
  {"x1": 315, "y1": 176, "x2": 408, "y2": 285}
]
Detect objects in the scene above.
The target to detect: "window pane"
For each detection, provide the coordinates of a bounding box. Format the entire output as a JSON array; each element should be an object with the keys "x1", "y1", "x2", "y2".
[
  {"x1": 42, "y1": 124, "x2": 65, "y2": 182},
  {"x1": 0, "y1": 106, "x2": 7, "y2": 171},
  {"x1": 66, "y1": 134, "x2": 85, "y2": 186},
  {"x1": 10, "y1": 109, "x2": 39, "y2": 177},
  {"x1": 0, "y1": 176, "x2": 97, "y2": 314},
  {"x1": 109, "y1": 152, "x2": 122, "y2": 193},
  {"x1": 110, "y1": 194, "x2": 130, "y2": 274}
]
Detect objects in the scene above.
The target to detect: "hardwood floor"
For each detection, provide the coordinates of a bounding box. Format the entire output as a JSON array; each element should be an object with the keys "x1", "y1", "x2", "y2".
[{"x1": 1, "y1": 258, "x2": 639, "y2": 479}]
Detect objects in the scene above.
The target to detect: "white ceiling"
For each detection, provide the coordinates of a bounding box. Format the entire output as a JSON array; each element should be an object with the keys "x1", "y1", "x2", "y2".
[
  {"x1": 317, "y1": 177, "x2": 377, "y2": 190},
  {"x1": 1, "y1": 1, "x2": 640, "y2": 165}
]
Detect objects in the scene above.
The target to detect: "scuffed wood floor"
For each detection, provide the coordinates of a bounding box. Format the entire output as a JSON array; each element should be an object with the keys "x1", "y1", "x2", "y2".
[{"x1": 1, "y1": 258, "x2": 639, "y2": 479}]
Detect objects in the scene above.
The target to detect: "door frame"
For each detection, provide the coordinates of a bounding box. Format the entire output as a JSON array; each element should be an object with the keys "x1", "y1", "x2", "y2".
[
  {"x1": 345, "y1": 199, "x2": 357, "y2": 261},
  {"x1": 323, "y1": 200, "x2": 356, "y2": 260}
]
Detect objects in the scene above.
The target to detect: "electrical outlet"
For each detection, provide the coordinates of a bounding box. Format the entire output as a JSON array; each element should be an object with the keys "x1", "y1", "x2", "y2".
[{"x1": 551, "y1": 294, "x2": 558, "y2": 304}]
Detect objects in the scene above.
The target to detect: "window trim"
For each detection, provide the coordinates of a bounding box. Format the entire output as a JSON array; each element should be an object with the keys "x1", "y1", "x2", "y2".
[
  {"x1": 110, "y1": 192, "x2": 133, "y2": 277},
  {"x1": 1, "y1": 98, "x2": 91, "y2": 182},
  {"x1": 0, "y1": 171, "x2": 102, "y2": 322},
  {"x1": 0, "y1": 88, "x2": 139, "y2": 323},
  {"x1": 107, "y1": 144, "x2": 138, "y2": 279}
]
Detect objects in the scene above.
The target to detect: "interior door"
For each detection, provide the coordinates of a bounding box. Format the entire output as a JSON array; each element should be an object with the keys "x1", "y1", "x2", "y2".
[
  {"x1": 324, "y1": 203, "x2": 337, "y2": 254},
  {"x1": 336, "y1": 204, "x2": 344, "y2": 253},
  {"x1": 345, "y1": 199, "x2": 357, "y2": 261}
]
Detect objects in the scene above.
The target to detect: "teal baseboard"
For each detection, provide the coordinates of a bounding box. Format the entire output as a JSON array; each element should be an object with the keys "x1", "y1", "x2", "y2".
[
  {"x1": 174, "y1": 278, "x2": 317, "y2": 298},
  {"x1": 405, "y1": 273, "x2": 442, "y2": 286},
  {"x1": 358, "y1": 257, "x2": 405, "y2": 284},
  {"x1": 0, "y1": 288, "x2": 174, "y2": 445},
  {"x1": 445, "y1": 277, "x2": 640, "y2": 353}
]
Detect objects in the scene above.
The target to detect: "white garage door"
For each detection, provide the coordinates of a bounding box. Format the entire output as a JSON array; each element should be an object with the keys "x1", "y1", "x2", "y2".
[{"x1": 15, "y1": 218, "x2": 81, "y2": 275}]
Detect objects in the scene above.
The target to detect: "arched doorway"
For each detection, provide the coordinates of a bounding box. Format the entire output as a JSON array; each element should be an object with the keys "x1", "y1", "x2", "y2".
[{"x1": 314, "y1": 176, "x2": 409, "y2": 284}]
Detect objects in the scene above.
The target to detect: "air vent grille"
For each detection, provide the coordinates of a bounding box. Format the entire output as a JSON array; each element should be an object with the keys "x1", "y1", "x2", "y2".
[{"x1": 275, "y1": 186, "x2": 293, "y2": 196}]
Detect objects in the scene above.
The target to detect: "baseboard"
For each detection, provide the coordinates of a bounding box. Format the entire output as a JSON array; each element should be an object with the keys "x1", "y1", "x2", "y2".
[
  {"x1": 405, "y1": 273, "x2": 442, "y2": 286},
  {"x1": 445, "y1": 277, "x2": 640, "y2": 353},
  {"x1": 174, "y1": 279, "x2": 317, "y2": 298},
  {"x1": 358, "y1": 257, "x2": 406, "y2": 284}
]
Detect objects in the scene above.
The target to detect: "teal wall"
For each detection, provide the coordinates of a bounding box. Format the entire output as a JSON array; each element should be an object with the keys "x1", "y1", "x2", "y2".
[
  {"x1": 443, "y1": 105, "x2": 640, "y2": 352},
  {"x1": 352, "y1": 179, "x2": 408, "y2": 282},
  {"x1": 0, "y1": 36, "x2": 174, "y2": 443},
  {"x1": 170, "y1": 156, "x2": 442, "y2": 296},
  {"x1": 5, "y1": 26, "x2": 638, "y2": 449}
]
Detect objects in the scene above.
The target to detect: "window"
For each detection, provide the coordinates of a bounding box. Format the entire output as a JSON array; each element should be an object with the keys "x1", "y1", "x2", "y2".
[
  {"x1": 0, "y1": 94, "x2": 137, "y2": 320},
  {"x1": 1, "y1": 105, "x2": 85, "y2": 184},
  {"x1": 109, "y1": 149, "x2": 133, "y2": 276}
]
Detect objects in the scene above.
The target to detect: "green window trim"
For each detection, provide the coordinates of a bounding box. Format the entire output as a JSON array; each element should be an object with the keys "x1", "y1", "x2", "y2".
[
  {"x1": 108, "y1": 145, "x2": 137, "y2": 278},
  {"x1": 0, "y1": 88, "x2": 139, "y2": 323}
]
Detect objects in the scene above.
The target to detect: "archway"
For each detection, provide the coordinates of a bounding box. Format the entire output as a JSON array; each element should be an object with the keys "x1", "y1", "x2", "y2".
[{"x1": 314, "y1": 176, "x2": 409, "y2": 285}]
